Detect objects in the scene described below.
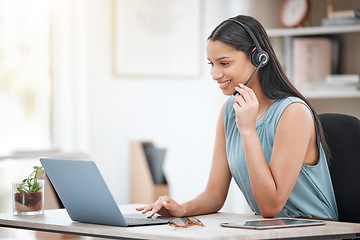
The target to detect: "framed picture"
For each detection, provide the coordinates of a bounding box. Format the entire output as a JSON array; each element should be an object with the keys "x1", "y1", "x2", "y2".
[{"x1": 113, "y1": 0, "x2": 202, "y2": 78}]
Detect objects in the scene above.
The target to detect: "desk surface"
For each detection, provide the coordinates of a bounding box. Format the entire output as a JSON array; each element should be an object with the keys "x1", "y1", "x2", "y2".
[{"x1": 0, "y1": 205, "x2": 360, "y2": 240}]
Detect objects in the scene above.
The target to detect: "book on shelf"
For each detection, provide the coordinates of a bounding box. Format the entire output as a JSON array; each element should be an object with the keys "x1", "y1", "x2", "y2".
[
  {"x1": 330, "y1": 39, "x2": 340, "y2": 74},
  {"x1": 325, "y1": 74, "x2": 360, "y2": 85},
  {"x1": 328, "y1": 9, "x2": 360, "y2": 19},
  {"x1": 303, "y1": 75, "x2": 360, "y2": 93},
  {"x1": 322, "y1": 18, "x2": 360, "y2": 26},
  {"x1": 314, "y1": 81, "x2": 360, "y2": 92},
  {"x1": 292, "y1": 37, "x2": 336, "y2": 90}
]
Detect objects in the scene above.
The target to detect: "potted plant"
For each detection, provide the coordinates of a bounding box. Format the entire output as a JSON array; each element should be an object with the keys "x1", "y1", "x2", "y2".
[{"x1": 12, "y1": 166, "x2": 45, "y2": 215}]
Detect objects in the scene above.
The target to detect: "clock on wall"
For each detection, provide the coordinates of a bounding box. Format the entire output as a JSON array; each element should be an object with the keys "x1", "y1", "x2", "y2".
[{"x1": 279, "y1": 0, "x2": 310, "y2": 28}]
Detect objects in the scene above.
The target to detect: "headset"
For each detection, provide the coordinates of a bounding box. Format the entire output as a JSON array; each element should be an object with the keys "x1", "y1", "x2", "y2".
[{"x1": 228, "y1": 18, "x2": 269, "y2": 95}]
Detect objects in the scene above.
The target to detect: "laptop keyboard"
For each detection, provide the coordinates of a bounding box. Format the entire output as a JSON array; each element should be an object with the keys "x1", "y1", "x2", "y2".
[
  {"x1": 125, "y1": 217, "x2": 167, "y2": 225},
  {"x1": 124, "y1": 214, "x2": 171, "y2": 226}
]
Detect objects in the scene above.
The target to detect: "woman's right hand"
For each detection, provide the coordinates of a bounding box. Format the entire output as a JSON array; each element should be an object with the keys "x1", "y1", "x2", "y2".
[{"x1": 135, "y1": 195, "x2": 185, "y2": 218}]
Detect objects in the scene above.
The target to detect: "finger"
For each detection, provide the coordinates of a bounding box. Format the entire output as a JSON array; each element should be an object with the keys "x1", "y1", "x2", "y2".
[
  {"x1": 239, "y1": 84, "x2": 257, "y2": 102},
  {"x1": 233, "y1": 102, "x2": 241, "y2": 112},
  {"x1": 147, "y1": 201, "x2": 165, "y2": 218},
  {"x1": 235, "y1": 94, "x2": 246, "y2": 107},
  {"x1": 163, "y1": 201, "x2": 170, "y2": 209},
  {"x1": 147, "y1": 195, "x2": 173, "y2": 218},
  {"x1": 239, "y1": 83, "x2": 251, "y2": 91},
  {"x1": 234, "y1": 88, "x2": 247, "y2": 103},
  {"x1": 135, "y1": 206, "x2": 145, "y2": 211},
  {"x1": 159, "y1": 195, "x2": 171, "y2": 202},
  {"x1": 234, "y1": 87, "x2": 243, "y2": 96},
  {"x1": 143, "y1": 195, "x2": 166, "y2": 214},
  {"x1": 236, "y1": 86, "x2": 253, "y2": 103},
  {"x1": 140, "y1": 204, "x2": 155, "y2": 214}
]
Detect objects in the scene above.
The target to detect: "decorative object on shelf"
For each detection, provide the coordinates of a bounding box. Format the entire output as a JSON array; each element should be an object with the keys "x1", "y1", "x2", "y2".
[
  {"x1": 322, "y1": 18, "x2": 360, "y2": 26},
  {"x1": 130, "y1": 141, "x2": 169, "y2": 204},
  {"x1": 323, "y1": 74, "x2": 360, "y2": 91},
  {"x1": 279, "y1": 0, "x2": 310, "y2": 28},
  {"x1": 143, "y1": 143, "x2": 167, "y2": 185},
  {"x1": 268, "y1": 0, "x2": 360, "y2": 99},
  {"x1": 326, "y1": 74, "x2": 360, "y2": 85},
  {"x1": 12, "y1": 166, "x2": 45, "y2": 215},
  {"x1": 292, "y1": 37, "x2": 334, "y2": 90},
  {"x1": 328, "y1": 9, "x2": 360, "y2": 19},
  {"x1": 326, "y1": 0, "x2": 336, "y2": 17},
  {"x1": 322, "y1": 8, "x2": 360, "y2": 26}
]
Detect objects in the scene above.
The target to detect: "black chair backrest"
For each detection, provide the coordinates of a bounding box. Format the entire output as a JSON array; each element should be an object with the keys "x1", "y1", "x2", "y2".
[{"x1": 319, "y1": 113, "x2": 360, "y2": 223}]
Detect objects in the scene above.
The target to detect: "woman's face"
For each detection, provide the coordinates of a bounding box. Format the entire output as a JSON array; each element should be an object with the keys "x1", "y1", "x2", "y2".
[{"x1": 206, "y1": 40, "x2": 255, "y2": 96}]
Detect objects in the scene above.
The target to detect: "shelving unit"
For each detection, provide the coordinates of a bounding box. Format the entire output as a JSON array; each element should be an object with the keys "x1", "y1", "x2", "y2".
[
  {"x1": 266, "y1": 25, "x2": 360, "y2": 100},
  {"x1": 255, "y1": 0, "x2": 360, "y2": 118}
]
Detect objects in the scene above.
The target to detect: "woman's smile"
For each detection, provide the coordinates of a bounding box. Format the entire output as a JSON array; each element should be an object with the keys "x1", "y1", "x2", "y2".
[{"x1": 219, "y1": 80, "x2": 232, "y2": 89}]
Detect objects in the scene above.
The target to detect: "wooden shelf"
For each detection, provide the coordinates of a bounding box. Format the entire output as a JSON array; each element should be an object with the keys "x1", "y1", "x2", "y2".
[{"x1": 267, "y1": 25, "x2": 360, "y2": 37}]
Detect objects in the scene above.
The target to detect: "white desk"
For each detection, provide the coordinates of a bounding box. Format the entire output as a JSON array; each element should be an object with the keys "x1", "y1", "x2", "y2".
[{"x1": 0, "y1": 205, "x2": 360, "y2": 240}]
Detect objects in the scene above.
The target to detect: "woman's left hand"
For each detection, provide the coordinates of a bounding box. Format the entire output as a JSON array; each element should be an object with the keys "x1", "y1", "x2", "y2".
[{"x1": 232, "y1": 84, "x2": 259, "y2": 134}]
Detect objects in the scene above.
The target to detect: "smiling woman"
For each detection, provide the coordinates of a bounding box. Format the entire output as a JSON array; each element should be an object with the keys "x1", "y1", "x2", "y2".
[
  {"x1": 137, "y1": 15, "x2": 338, "y2": 221},
  {"x1": 0, "y1": 0, "x2": 51, "y2": 155}
]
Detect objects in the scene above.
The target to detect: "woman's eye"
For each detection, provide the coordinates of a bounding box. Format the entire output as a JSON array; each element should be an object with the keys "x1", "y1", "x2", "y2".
[
  {"x1": 220, "y1": 62, "x2": 229, "y2": 66},
  {"x1": 207, "y1": 62, "x2": 213, "y2": 66}
]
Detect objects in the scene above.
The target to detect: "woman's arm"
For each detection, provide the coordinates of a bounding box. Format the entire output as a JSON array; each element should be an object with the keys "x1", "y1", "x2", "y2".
[
  {"x1": 181, "y1": 104, "x2": 232, "y2": 216},
  {"x1": 234, "y1": 84, "x2": 317, "y2": 217},
  {"x1": 137, "y1": 104, "x2": 232, "y2": 217}
]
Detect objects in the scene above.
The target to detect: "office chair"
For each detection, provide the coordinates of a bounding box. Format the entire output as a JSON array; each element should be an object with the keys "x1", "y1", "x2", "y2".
[{"x1": 319, "y1": 113, "x2": 360, "y2": 223}]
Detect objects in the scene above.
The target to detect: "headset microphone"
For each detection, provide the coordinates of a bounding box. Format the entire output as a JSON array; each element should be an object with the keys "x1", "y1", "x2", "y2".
[
  {"x1": 232, "y1": 59, "x2": 263, "y2": 96},
  {"x1": 228, "y1": 18, "x2": 269, "y2": 96}
]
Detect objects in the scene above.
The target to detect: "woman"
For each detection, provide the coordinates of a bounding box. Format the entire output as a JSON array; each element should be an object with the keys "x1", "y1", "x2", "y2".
[{"x1": 137, "y1": 15, "x2": 338, "y2": 220}]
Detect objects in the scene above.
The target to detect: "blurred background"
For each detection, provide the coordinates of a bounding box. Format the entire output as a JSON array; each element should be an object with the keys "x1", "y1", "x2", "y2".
[{"x1": 1, "y1": 2, "x2": 359, "y2": 238}]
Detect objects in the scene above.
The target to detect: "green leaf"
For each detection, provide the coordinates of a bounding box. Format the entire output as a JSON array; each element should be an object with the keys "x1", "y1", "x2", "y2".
[{"x1": 17, "y1": 165, "x2": 45, "y2": 193}]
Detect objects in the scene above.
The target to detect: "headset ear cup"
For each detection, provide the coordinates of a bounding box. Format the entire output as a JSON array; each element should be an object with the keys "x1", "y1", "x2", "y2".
[
  {"x1": 251, "y1": 50, "x2": 269, "y2": 67},
  {"x1": 251, "y1": 50, "x2": 260, "y2": 67}
]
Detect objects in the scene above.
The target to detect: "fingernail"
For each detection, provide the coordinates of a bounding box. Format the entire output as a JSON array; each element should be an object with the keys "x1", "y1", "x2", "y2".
[{"x1": 239, "y1": 84, "x2": 244, "y2": 87}]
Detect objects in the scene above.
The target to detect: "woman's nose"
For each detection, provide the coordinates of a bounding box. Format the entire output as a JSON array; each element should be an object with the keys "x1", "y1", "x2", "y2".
[{"x1": 211, "y1": 67, "x2": 224, "y2": 80}]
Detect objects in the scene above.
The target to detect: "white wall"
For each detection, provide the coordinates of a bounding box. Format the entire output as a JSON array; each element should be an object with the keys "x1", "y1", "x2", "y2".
[
  {"x1": 53, "y1": 0, "x2": 254, "y2": 214},
  {"x1": 52, "y1": 0, "x2": 360, "y2": 215}
]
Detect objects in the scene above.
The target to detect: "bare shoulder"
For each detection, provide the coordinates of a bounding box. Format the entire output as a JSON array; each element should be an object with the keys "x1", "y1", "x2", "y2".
[
  {"x1": 279, "y1": 101, "x2": 314, "y2": 129},
  {"x1": 218, "y1": 103, "x2": 226, "y2": 120},
  {"x1": 220, "y1": 102, "x2": 225, "y2": 114}
]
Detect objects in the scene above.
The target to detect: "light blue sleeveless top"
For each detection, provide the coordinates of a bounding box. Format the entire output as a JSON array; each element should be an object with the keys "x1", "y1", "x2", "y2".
[{"x1": 224, "y1": 96, "x2": 338, "y2": 220}]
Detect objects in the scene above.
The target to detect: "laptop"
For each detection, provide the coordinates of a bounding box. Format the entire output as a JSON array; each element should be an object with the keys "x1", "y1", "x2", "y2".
[{"x1": 40, "y1": 158, "x2": 172, "y2": 227}]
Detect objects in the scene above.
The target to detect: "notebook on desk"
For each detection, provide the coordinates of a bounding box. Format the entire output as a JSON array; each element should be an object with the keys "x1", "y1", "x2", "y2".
[{"x1": 40, "y1": 158, "x2": 172, "y2": 227}]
